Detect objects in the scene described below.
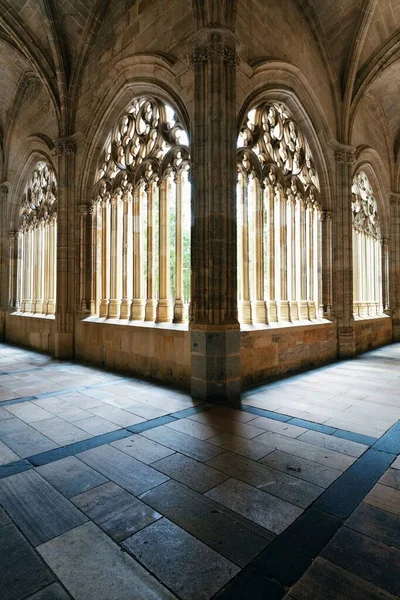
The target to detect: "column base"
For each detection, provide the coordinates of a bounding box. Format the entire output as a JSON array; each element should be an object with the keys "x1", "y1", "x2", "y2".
[
  {"x1": 120, "y1": 299, "x2": 132, "y2": 319},
  {"x1": 267, "y1": 301, "x2": 278, "y2": 323},
  {"x1": 338, "y1": 326, "x2": 356, "y2": 358},
  {"x1": 54, "y1": 331, "x2": 74, "y2": 358},
  {"x1": 252, "y1": 300, "x2": 268, "y2": 324},
  {"x1": 156, "y1": 299, "x2": 173, "y2": 323},
  {"x1": 173, "y1": 300, "x2": 185, "y2": 323},
  {"x1": 289, "y1": 301, "x2": 299, "y2": 322},
  {"x1": 190, "y1": 328, "x2": 241, "y2": 405},
  {"x1": 278, "y1": 301, "x2": 290, "y2": 322},
  {"x1": 99, "y1": 299, "x2": 109, "y2": 318},
  {"x1": 130, "y1": 299, "x2": 146, "y2": 320},
  {"x1": 240, "y1": 301, "x2": 252, "y2": 324},
  {"x1": 299, "y1": 301, "x2": 309, "y2": 320},
  {"x1": 145, "y1": 299, "x2": 157, "y2": 322},
  {"x1": 108, "y1": 299, "x2": 122, "y2": 319}
]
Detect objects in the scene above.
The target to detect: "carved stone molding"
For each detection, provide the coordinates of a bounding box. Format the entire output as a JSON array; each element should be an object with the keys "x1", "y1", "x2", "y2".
[
  {"x1": 352, "y1": 171, "x2": 380, "y2": 239},
  {"x1": 189, "y1": 43, "x2": 239, "y2": 68},
  {"x1": 19, "y1": 162, "x2": 57, "y2": 231},
  {"x1": 53, "y1": 139, "x2": 77, "y2": 157},
  {"x1": 334, "y1": 150, "x2": 355, "y2": 164}
]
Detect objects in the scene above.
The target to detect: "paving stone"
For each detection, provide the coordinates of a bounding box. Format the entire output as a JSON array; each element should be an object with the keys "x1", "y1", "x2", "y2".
[
  {"x1": 0, "y1": 524, "x2": 54, "y2": 600},
  {"x1": 379, "y1": 467, "x2": 400, "y2": 490},
  {"x1": 189, "y1": 413, "x2": 265, "y2": 439},
  {"x1": 346, "y1": 502, "x2": 400, "y2": 550},
  {"x1": 249, "y1": 417, "x2": 307, "y2": 438},
  {"x1": 1, "y1": 427, "x2": 59, "y2": 459},
  {"x1": 72, "y1": 481, "x2": 161, "y2": 541},
  {"x1": 0, "y1": 406, "x2": 14, "y2": 420},
  {"x1": 124, "y1": 518, "x2": 239, "y2": 600},
  {"x1": 322, "y1": 527, "x2": 400, "y2": 596},
  {"x1": 32, "y1": 417, "x2": 92, "y2": 445},
  {"x1": 36, "y1": 456, "x2": 108, "y2": 498},
  {"x1": 298, "y1": 429, "x2": 368, "y2": 457},
  {"x1": 38, "y1": 521, "x2": 176, "y2": 600},
  {"x1": 140, "y1": 479, "x2": 272, "y2": 567},
  {"x1": 0, "y1": 439, "x2": 20, "y2": 465},
  {"x1": 26, "y1": 584, "x2": 73, "y2": 600},
  {"x1": 0, "y1": 417, "x2": 33, "y2": 436},
  {"x1": 254, "y1": 431, "x2": 356, "y2": 470},
  {"x1": 0, "y1": 505, "x2": 11, "y2": 527},
  {"x1": 208, "y1": 452, "x2": 323, "y2": 508},
  {"x1": 207, "y1": 406, "x2": 259, "y2": 423},
  {"x1": 260, "y1": 450, "x2": 342, "y2": 487},
  {"x1": 88, "y1": 404, "x2": 145, "y2": 427},
  {"x1": 207, "y1": 432, "x2": 274, "y2": 460},
  {"x1": 206, "y1": 477, "x2": 303, "y2": 534},
  {"x1": 111, "y1": 433, "x2": 175, "y2": 464},
  {"x1": 373, "y1": 421, "x2": 400, "y2": 455},
  {"x1": 77, "y1": 444, "x2": 168, "y2": 496},
  {"x1": 124, "y1": 403, "x2": 170, "y2": 419},
  {"x1": 72, "y1": 416, "x2": 120, "y2": 435},
  {"x1": 152, "y1": 452, "x2": 229, "y2": 493},
  {"x1": 166, "y1": 417, "x2": 222, "y2": 440},
  {"x1": 5, "y1": 402, "x2": 54, "y2": 424},
  {"x1": 391, "y1": 456, "x2": 400, "y2": 470},
  {"x1": 364, "y1": 483, "x2": 400, "y2": 516},
  {"x1": 0, "y1": 470, "x2": 87, "y2": 546},
  {"x1": 289, "y1": 556, "x2": 398, "y2": 600},
  {"x1": 141, "y1": 425, "x2": 224, "y2": 461}
]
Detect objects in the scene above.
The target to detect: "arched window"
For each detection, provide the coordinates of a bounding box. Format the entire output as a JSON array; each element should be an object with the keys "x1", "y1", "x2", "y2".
[
  {"x1": 16, "y1": 162, "x2": 57, "y2": 315},
  {"x1": 352, "y1": 171, "x2": 383, "y2": 317},
  {"x1": 92, "y1": 97, "x2": 191, "y2": 323},
  {"x1": 237, "y1": 102, "x2": 322, "y2": 325}
]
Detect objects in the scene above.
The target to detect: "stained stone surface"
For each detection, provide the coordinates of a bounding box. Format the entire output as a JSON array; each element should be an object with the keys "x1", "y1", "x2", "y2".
[
  {"x1": 36, "y1": 456, "x2": 108, "y2": 498},
  {"x1": 123, "y1": 518, "x2": 240, "y2": 600},
  {"x1": 38, "y1": 522, "x2": 176, "y2": 600}
]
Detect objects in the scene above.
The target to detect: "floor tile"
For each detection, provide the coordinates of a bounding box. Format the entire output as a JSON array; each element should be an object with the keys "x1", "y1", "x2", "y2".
[
  {"x1": 0, "y1": 439, "x2": 20, "y2": 465},
  {"x1": 111, "y1": 433, "x2": 175, "y2": 464},
  {"x1": 32, "y1": 417, "x2": 92, "y2": 445},
  {"x1": 124, "y1": 403, "x2": 170, "y2": 419},
  {"x1": 0, "y1": 505, "x2": 11, "y2": 527},
  {"x1": 88, "y1": 404, "x2": 145, "y2": 427},
  {"x1": 207, "y1": 431, "x2": 274, "y2": 460},
  {"x1": 260, "y1": 450, "x2": 342, "y2": 487},
  {"x1": 206, "y1": 406, "x2": 258, "y2": 423},
  {"x1": 391, "y1": 456, "x2": 400, "y2": 470},
  {"x1": 25, "y1": 584, "x2": 73, "y2": 600},
  {"x1": 123, "y1": 518, "x2": 239, "y2": 600},
  {"x1": 323, "y1": 418, "x2": 385, "y2": 439},
  {"x1": 2, "y1": 428, "x2": 59, "y2": 459},
  {"x1": 166, "y1": 417, "x2": 222, "y2": 440},
  {"x1": 0, "y1": 470, "x2": 87, "y2": 546},
  {"x1": 72, "y1": 416, "x2": 120, "y2": 435},
  {"x1": 249, "y1": 416, "x2": 307, "y2": 438},
  {"x1": 152, "y1": 452, "x2": 229, "y2": 493},
  {"x1": 77, "y1": 444, "x2": 169, "y2": 496},
  {"x1": 38, "y1": 521, "x2": 176, "y2": 600},
  {"x1": 364, "y1": 483, "x2": 400, "y2": 516},
  {"x1": 321, "y1": 527, "x2": 400, "y2": 597},
  {"x1": 206, "y1": 477, "x2": 303, "y2": 534},
  {"x1": 36, "y1": 456, "x2": 108, "y2": 498},
  {"x1": 346, "y1": 502, "x2": 400, "y2": 550},
  {"x1": 298, "y1": 429, "x2": 368, "y2": 457},
  {"x1": 141, "y1": 425, "x2": 224, "y2": 462},
  {"x1": 379, "y1": 467, "x2": 400, "y2": 490},
  {"x1": 207, "y1": 452, "x2": 323, "y2": 508},
  {"x1": 72, "y1": 481, "x2": 161, "y2": 541},
  {"x1": 140, "y1": 479, "x2": 272, "y2": 567},
  {"x1": 255, "y1": 432, "x2": 355, "y2": 470},
  {"x1": 373, "y1": 421, "x2": 400, "y2": 455},
  {"x1": 5, "y1": 402, "x2": 54, "y2": 424},
  {"x1": 0, "y1": 524, "x2": 54, "y2": 600},
  {"x1": 189, "y1": 413, "x2": 264, "y2": 439},
  {"x1": 289, "y1": 556, "x2": 397, "y2": 600}
]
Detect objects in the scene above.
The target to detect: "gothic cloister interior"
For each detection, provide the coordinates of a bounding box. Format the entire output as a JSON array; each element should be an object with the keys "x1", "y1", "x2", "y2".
[{"x1": 0, "y1": 1, "x2": 399, "y2": 599}]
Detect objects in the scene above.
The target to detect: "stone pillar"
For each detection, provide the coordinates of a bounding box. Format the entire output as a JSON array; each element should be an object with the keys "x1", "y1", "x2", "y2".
[
  {"x1": 53, "y1": 138, "x2": 76, "y2": 358},
  {"x1": 389, "y1": 195, "x2": 400, "y2": 339},
  {"x1": 320, "y1": 210, "x2": 332, "y2": 318},
  {"x1": 332, "y1": 146, "x2": 356, "y2": 357},
  {"x1": 381, "y1": 237, "x2": 389, "y2": 313},
  {"x1": 189, "y1": 28, "x2": 240, "y2": 404}
]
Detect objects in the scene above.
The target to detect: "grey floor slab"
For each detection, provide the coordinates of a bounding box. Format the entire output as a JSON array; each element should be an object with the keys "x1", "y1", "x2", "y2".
[
  {"x1": 89, "y1": 404, "x2": 145, "y2": 427},
  {"x1": 111, "y1": 434, "x2": 175, "y2": 464},
  {"x1": 124, "y1": 518, "x2": 239, "y2": 600},
  {"x1": 77, "y1": 444, "x2": 169, "y2": 496},
  {"x1": 5, "y1": 402, "x2": 54, "y2": 424},
  {"x1": 207, "y1": 431, "x2": 274, "y2": 460},
  {"x1": 0, "y1": 439, "x2": 20, "y2": 465},
  {"x1": 0, "y1": 505, "x2": 11, "y2": 527},
  {"x1": 72, "y1": 416, "x2": 120, "y2": 435},
  {"x1": 32, "y1": 417, "x2": 93, "y2": 445},
  {"x1": 152, "y1": 452, "x2": 229, "y2": 493},
  {"x1": 260, "y1": 450, "x2": 343, "y2": 488},
  {"x1": 297, "y1": 429, "x2": 368, "y2": 457},
  {"x1": 254, "y1": 431, "x2": 356, "y2": 470},
  {"x1": 140, "y1": 479, "x2": 272, "y2": 567},
  {"x1": 1, "y1": 428, "x2": 59, "y2": 458},
  {"x1": 208, "y1": 452, "x2": 324, "y2": 508},
  {"x1": 38, "y1": 521, "x2": 177, "y2": 600},
  {"x1": 165, "y1": 418, "x2": 222, "y2": 440},
  {"x1": 72, "y1": 481, "x2": 162, "y2": 541},
  {"x1": 36, "y1": 456, "x2": 108, "y2": 498},
  {"x1": 26, "y1": 584, "x2": 73, "y2": 600},
  {"x1": 206, "y1": 477, "x2": 303, "y2": 534},
  {"x1": 124, "y1": 403, "x2": 171, "y2": 419},
  {"x1": 0, "y1": 470, "x2": 87, "y2": 546},
  {"x1": 142, "y1": 426, "x2": 224, "y2": 462},
  {"x1": 0, "y1": 524, "x2": 54, "y2": 600}
]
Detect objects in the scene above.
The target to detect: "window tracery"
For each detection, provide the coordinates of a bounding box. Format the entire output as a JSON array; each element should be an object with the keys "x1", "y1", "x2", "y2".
[
  {"x1": 91, "y1": 97, "x2": 191, "y2": 323},
  {"x1": 15, "y1": 161, "x2": 57, "y2": 315},
  {"x1": 237, "y1": 102, "x2": 322, "y2": 324},
  {"x1": 351, "y1": 171, "x2": 383, "y2": 317}
]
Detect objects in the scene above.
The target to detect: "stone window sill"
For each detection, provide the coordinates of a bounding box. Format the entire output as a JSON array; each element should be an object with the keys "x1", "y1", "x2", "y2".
[
  {"x1": 82, "y1": 316, "x2": 189, "y2": 332},
  {"x1": 240, "y1": 318, "x2": 333, "y2": 332},
  {"x1": 353, "y1": 314, "x2": 390, "y2": 322},
  {"x1": 9, "y1": 312, "x2": 55, "y2": 320}
]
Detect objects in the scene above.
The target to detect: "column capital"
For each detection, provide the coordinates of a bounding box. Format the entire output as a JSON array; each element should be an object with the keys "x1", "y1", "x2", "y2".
[
  {"x1": 53, "y1": 137, "x2": 77, "y2": 157},
  {"x1": 188, "y1": 28, "x2": 239, "y2": 69}
]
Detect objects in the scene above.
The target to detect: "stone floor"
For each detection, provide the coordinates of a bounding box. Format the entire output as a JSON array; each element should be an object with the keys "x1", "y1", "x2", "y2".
[{"x1": 0, "y1": 342, "x2": 399, "y2": 600}]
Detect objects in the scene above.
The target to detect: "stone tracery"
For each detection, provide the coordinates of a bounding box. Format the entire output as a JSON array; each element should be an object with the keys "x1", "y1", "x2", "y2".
[
  {"x1": 237, "y1": 102, "x2": 322, "y2": 324},
  {"x1": 91, "y1": 97, "x2": 191, "y2": 323}
]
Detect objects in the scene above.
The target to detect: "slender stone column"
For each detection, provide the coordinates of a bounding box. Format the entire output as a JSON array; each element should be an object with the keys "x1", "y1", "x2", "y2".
[
  {"x1": 253, "y1": 179, "x2": 267, "y2": 323},
  {"x1": 145, "y1": 182, "x2": 157, "y2": 321},
  {"x1": 156, "y1": 179, "x2": 173, "y2": 322},
  {"x1": 174, "y1": 173, "x2": 184, "y2": 323},
  {"x1": 266, "y1": 184, "x2": 277, "y2": 322},
  {"x1": 120, "y1": 186, "x2": 133, "y2": 319},
  {"x1": 109, "y1": 191, "x2": 123, "y2": 318},
  {"x1": 8, "y1": 232, "x2": 17, "y2": 311},
  {"x1": 332, "y1": 146, "x2": 356, "y2": 357},
  {"x1": 0, "y1": 185, "x2": 8, "y2": 329},
  {"x1": 132, "y1": 186, "x2": 146, "y2": 320},
  {"x1": 189, "y1": 28, "x2": 241, "y2": 404},
  {"x1": 389, "y1": 195, "x2": 400, "y2": 339},
  {"x1": 382, "y1": 237, "x2": 389, "y2": 313},
  {"x1": 239, "y1": 173, "x2": 251, "y2": 323},
  {"x1": 320, "y1": 210, "x2": 332, "y2": 317},
  {"x1": 99, "y1": 197, "x2": 111, "y2": 318},
  {"x1": 299, "y1": 200, "x2": 308, "y2": 319},
  {"x1": 53, "y1": 138, "x2": 76, "y2": 357}
]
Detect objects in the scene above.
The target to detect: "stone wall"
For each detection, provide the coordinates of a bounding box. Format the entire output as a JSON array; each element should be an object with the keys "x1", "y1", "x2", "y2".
[
  {"x1": 5, "y1": 314, "x2": 55, "y2": 353},
  {"x1": 241, "y1": 322, "x2": 337, "y2": 388},
  {"x1": 75, "y1": 319, "x2": 191, "y2": 389},
  {"x1": 354, "y1": 317, "x2": 393, "y2": 354}
]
